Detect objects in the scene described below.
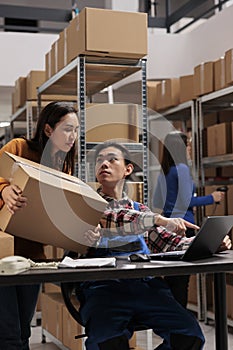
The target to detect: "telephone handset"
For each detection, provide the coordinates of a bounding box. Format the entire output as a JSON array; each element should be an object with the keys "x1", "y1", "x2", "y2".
[{"x1": 0, "y1": 256, "x2": 31, "y2": 275}]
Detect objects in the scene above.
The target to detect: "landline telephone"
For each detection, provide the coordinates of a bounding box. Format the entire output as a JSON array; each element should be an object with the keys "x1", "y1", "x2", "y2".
[{"x1": 0, "y1": 256, "x2": 31, "y2": 275}]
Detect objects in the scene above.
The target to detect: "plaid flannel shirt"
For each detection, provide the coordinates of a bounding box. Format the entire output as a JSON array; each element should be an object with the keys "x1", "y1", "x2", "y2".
[{"x1": 98, "y1": 188, "x2": 193, "y2": 253}]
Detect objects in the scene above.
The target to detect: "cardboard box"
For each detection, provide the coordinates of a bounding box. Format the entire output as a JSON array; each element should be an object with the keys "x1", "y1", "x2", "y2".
[
  {"x1": 66, "y1": 7, "x2": 147, "y2": 63},
  {"x1": 207, "y1": 122, "x2": 232, "y2": 156},
  {"x1": 15, "y1": 77, "x2": 27, "y2": 108},
  {"x1": 194, "y1": 62, "x2": 214, "y2": 97},
  {"x1": 220, "y1": 166, "x2": 233, "y2": 178},
  {"x1": 11, "y1": 91, "x2": 17, "y2": 115},
  {"x1": 62, "y1": 299, "x2": 82, "y2": 350},
  {"x1": 0, "y1": 152, "x2": 107, "y2": 253},
  {"x1": 147, "y1": 81, "x2": 160, "y2": 111},
  {"x1": 41, "y1": 293, "x2": 64, "y2": 342},
  {"x1": 86, "y1": 103, "x2": 139, "y2": 142},
  {"x1": 214, "y1": 57, "x2": 226, "y2": 91},
  {"x1": 57, "y1": 28, "x2": 68, "y2": 72},
  {"x1": 0, "y1": 231, "x2": 14, "y2": 258},
  {"x1": 156, "y1": 79, "x2": 180, "y2": 110},
  {"x1": 227, "y1": 185, "x2": 233, "y2": 215},
  {"x1": 50, "y1": 41, "x2": 58, "y2": 77},
  {"x1": 188, "y1": 274, "x2": 197, "y2": 305},
  {"x1": 45, "y1": 51, "x2": 51, "y2": 80},
  {"x1": 225, "y1": 48, "x2": 233, "y2": 86},
  {"x1": 179, "y1": 74, "x2": 195, "y2": 103},
  {"x1": 26, "y1": 70, "x2": 46, "y2": 100}
]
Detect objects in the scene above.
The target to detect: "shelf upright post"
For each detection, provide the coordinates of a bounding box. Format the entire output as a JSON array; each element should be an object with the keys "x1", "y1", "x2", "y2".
[
  {"x1": 141, "y1": 58, "x2": 149, "y2": 206},
  {"x1": 26, "y1": 101, "x2": 33, "y2": 140},
  {"x1": 77, "y1": 56, "x2": 87, "y2": 181}
]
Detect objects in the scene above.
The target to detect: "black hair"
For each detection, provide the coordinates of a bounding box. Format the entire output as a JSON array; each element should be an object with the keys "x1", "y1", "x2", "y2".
[
  {"x1": 94, "y1": 141, "x2": 132, "y2": 166},
  {"x1": 94, "y1": 141, "x2": 134, "y2": 180},
  {"x1": 27, "y1": 101, "x2": 78, "y2": 174},
  {"x1": 161, "y1": 131, "x2": 188, "y2": 175}
]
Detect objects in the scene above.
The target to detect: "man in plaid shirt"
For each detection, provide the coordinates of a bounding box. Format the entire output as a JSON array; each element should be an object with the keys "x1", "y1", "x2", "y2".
[{"x1": 79, "y1": 142, "x2": 205, "y2": 350}]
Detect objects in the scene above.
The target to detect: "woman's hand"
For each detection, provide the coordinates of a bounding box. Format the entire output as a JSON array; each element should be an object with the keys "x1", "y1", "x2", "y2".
[
  {"x1": 1, "y1": 185, "x2": 27, "y2": 214},
  {"x1": 155, "y1": 215, "x2": 199, "y2": 236},
  {"x1": 212, "y1": 191, "x2": 225, "y2": 203},
  {"x1": 216, "y1": 235, "x2": 232, "y2": 252},
  {"x1": 84, "y1": 224, "x2": 101, "y2": 247}
]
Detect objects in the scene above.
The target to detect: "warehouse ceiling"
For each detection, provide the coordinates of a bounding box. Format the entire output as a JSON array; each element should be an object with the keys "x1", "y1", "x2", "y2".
[{"x1": 0, "y1": 0, "x2": 230, "y2": 34}]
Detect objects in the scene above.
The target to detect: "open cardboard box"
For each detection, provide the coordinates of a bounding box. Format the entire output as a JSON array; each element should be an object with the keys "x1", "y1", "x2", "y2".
[{"x1": 0, "y1": 152, "x2": 107, "y2": 254}]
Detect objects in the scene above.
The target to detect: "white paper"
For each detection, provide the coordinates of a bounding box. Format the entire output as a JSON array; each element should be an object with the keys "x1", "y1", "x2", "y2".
[{"x1": 58, "y1": 256, "x2": 116, "y2": 268}]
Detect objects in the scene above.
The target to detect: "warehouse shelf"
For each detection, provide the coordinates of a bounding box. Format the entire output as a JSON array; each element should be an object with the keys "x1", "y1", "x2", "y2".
[
  {"x1": 37, "y1": 56, "x2": 142, "y2": 98},
  {"x1": 37, "y1": 55, "x2": 149, "y2": 204},
  {"x1": 199, "y1": 85, "x2": 233, "y2": 113},
  {"x1": 86, "y1": 142, "x2": 143, "y2": 152},
  {"x1": 148, "y1": 99, "x2": 198, "y2": 204},
  {"x1": 202, "y1": 154, "x2": 233, "y2": 168},
  {"x1": 197, "y1": 85, "x2": 233, "y2": 329}
]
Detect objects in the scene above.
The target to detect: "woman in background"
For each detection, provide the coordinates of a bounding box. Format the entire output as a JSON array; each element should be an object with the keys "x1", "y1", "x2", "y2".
[
  {"x1": 153, "y1": 130, "x2": 224, "y2": 307},
  {"x1": 0, "y1": 101, "x2": 79, "y2": 350}
]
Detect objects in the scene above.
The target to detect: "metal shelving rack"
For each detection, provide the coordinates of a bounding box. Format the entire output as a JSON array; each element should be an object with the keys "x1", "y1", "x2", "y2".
[
  {"x1": 198, "y1": 84, "x2": 233, "y2": 190},
  {"x1": 10, "y1": 100, "x2": 38, "y2": 140},
  {"x1": 148, "y1": 99, "x2": 211, "y2": 322},
  {"x1": 198, "y1": 85, "x2": 233, "y2": 326},
  {"x1": 37, "y1": 55, "x2": 149, "y2": 204},
  {"x1": 148, "y1": 100, "x2": 198, "y2": 204}
]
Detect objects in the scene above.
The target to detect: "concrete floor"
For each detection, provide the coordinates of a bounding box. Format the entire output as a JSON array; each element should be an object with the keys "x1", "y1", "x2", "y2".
[{"x1": 30, "y1": 321, "x2": 233, "y2": 350}]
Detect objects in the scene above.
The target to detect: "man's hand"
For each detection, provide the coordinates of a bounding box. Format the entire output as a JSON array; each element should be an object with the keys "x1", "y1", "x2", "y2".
[
  {"x1": 1, "y1": 185, "x2": 27, "y2": 214},
  {"x1": 84, "y1": 224, "x2": 101, "y2": 247},
  {"x1": 216, "y1": 235, "x2": 232, "y2": 253},
  {"x1": 155, "y1": 215, "x2": 199, "y2": 236}
]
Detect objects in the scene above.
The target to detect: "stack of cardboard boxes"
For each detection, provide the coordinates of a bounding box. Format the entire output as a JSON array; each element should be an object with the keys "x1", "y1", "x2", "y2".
[{"x1": 146, "y1": 47, "x2": 233, "y2": 111}]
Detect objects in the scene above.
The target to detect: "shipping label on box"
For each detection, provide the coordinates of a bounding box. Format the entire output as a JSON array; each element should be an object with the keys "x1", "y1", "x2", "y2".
[
  {"x1": 67, "y1": 7, "x2": 147, "y2": 63},
  {"x1": 0, "y1": 152, "x2": 107, "y2": 253}
]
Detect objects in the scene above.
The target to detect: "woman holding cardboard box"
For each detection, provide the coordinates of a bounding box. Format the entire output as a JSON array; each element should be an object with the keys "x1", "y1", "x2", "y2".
[{"x1": 0, "y1": 101, "x2": 79, "y2": 350}]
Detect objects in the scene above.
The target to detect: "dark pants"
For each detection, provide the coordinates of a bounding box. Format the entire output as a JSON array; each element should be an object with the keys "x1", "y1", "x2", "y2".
[
  {"x1": 164, "y1": 228, "x2": 195, "y2": 308},
  {"x1": 80, "y1": 277, "x2": 204, "y2": 350},
  {"x1": 0, "y1": 285, "x2": 40, "y2": 350}
]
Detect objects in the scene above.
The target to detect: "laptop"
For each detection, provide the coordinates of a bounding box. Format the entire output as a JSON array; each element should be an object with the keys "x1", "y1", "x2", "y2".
[{"x1": 148, "y1": 215, "x2": 233, "y2": 262}]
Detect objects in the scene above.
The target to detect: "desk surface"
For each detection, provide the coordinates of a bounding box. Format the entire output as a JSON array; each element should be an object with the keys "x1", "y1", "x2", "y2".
[{"x1": 1, "y1": 251, "x2": 233, "y2": 286}]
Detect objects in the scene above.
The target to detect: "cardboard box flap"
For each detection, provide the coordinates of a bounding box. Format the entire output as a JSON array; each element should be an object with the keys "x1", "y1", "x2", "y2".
[
  {"x1": 0, "y1": 152, "x2": 107, "y2": 253},
  {"x1": 1, "y1": 152, "x2": 106, "y2": 202}
]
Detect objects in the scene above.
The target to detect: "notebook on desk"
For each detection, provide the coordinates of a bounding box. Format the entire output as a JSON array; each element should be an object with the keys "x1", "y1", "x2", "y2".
[{"x1": 149, "y1": 215, "x2": 233, "y2": 262}]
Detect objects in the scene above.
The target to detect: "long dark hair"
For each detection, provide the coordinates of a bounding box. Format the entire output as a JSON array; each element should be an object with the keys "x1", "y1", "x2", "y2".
[
  {"x1": 161, "y1": 131, "x2": 188, "y2": 175},
  {"x1": 27, "y1": 101, "x2": 78, "y2": 174}
]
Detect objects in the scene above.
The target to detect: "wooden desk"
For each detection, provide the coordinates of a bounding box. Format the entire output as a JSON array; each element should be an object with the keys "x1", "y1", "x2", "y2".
[{"x1": 1, "y1": 251, "x2": 233, "y2": 349}]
